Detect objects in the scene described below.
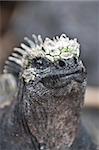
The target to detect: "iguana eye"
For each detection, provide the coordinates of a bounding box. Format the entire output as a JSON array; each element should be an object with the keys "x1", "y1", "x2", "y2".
[
  {"x1": 58, "y1": 60, "x2": 66, "y2": 67},
  {"x1": 32, "y1": 57, "x2": 50, "y2": 69}
]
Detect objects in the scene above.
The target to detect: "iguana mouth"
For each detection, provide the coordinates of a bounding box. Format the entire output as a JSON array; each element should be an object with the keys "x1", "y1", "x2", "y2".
[{"x1": 40, "y1": 69, "x2": 84, "y2": 89}]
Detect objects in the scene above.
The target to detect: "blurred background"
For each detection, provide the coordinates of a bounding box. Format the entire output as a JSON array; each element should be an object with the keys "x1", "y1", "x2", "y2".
[{"x1": 0, "y1": 0, "x2": 99, "y2": 146}]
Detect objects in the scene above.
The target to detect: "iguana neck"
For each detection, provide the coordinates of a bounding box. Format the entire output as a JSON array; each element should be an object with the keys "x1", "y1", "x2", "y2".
[{"x1": 18, "y1": 81, "x2": 84, "y2": 150}]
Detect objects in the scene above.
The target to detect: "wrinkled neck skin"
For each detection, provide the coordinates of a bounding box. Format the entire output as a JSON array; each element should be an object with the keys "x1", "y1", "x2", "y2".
[{"x1": 19, "y1": 79, "x2": 86, "y2": 150}]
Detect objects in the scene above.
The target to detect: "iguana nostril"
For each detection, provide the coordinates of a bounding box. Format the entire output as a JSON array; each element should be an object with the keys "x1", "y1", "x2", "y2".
[
  {"x1": 58, "y1": 60, "x2": 66, "y2": 67},
  {"x1": 73, "y1": 57, "x2": 78, "y2": 64}
]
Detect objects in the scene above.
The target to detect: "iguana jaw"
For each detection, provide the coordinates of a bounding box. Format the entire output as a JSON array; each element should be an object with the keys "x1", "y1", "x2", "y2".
[
  {"x1": 40, "y1": 70, "x2": 85, "y2": 89},
  {"x1": 39, "y1": 59, "x2": 86, "y2": 89}
]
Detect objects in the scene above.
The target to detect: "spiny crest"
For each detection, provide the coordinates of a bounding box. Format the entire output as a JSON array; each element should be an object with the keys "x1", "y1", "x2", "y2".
[{"x1": 3, "y1": 34, "x2": 80, "y2": 79}]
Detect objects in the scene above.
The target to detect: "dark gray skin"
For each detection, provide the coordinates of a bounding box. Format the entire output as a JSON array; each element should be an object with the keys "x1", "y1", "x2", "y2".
[{"x1": 0, "y1": 56, "x2": 96, "y2": 150}]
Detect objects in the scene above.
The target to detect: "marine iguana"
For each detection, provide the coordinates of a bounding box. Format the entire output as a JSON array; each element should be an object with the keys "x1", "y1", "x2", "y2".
[{"x1": 0, "y1": 34, "x2": 97, "y2": 150}]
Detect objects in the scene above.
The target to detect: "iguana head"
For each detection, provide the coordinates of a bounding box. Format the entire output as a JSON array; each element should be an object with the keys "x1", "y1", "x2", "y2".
[
  {"x1": 3, "y1": 34, "x2": 86, "y2": 91},
  {"x1": 3, "y1": 34, "x2": 87, "y2": 149}
]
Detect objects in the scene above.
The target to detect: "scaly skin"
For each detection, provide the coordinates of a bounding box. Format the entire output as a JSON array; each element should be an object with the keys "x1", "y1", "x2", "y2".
[{"x1": 0, "y1": 35, "x2": 97, "y2": 150}]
